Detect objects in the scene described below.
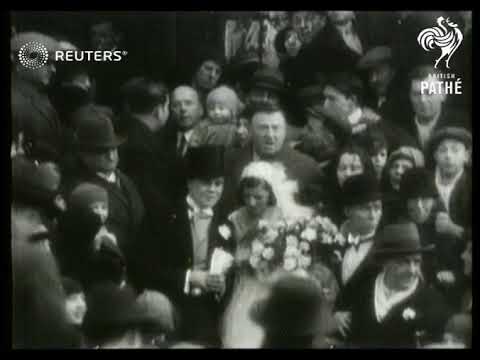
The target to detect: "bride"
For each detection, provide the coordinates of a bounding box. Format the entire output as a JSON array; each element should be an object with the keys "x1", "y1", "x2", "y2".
[{"x1": 221, "y1": 161, "x2": 314, "y2": 348}]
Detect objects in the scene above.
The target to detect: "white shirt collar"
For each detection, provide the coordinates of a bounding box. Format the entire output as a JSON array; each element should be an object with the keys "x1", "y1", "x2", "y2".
[
  {"x1": 374, "y1": 271, "x2": 419, "y2": 323},
  {"x1": 347, "y1": 108, "x2": 363, "y2": 126},
  {"x1": 97, "y1": 172, "x2": 116, "y2": 184},
  {"x1": 186, "y1": 195, "x2": 214, "y2": 219}
]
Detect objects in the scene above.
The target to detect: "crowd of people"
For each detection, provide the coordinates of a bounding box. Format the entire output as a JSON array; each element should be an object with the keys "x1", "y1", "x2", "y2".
[{"x1": 11, "y1": 11, "x2": 471, "y2": 349}]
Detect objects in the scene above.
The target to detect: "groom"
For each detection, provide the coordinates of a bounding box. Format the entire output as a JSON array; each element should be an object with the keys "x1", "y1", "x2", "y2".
[{"x1": 130, "y1": 145, "x2": 234, "y2": 346}]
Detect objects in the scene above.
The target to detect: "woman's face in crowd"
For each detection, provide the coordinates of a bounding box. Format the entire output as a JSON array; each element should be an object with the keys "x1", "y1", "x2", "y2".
[
  {"x1": 65, "y1": 293, "x2": 87, "y2": 326},
  {"x1": 207, "y1": 102, "x2": 233, "y2": 124},
  {"x1": 371, "y1": 148, "x2": 388, "y2": 179},
  {"x1": 385, "y1": 255, "x2": 422, "y2": 290},
  {"x1": 434, "y1": 140, "x2": 468, "y2": 178},
  {"x1": 407, "y1": 197, "x2": 434, "y2": 224},
  {"x1": 389, "y1": 159, "x2": 413, "y2": 190},
  {"x1": 81, "y1": 148, "x2": 119, "y2": 175},
  {"x1": 461, "y1": 241, "x2": 472, "y2": 277},
  {"x1": 337, "y1": 152, "x2": 364, "y2": 187},
  {"x1": 188, "y1": 177, "x2": 225, "y2": 209},
  {"x1": 90, "y1": 201, "x2": 109, "y2": 223},
  {"x1": 284, "y1": 30, "x2": 302, "y2": 57},
  {"x1": 243, "y1": 184, "x2": 271, "y2": 218},
  {"x1": 195, "y1": 60, "x2": 222, "y2": 91},
  {"x1": 346, "y1": 200, "x2": 382, "y2": 235}
]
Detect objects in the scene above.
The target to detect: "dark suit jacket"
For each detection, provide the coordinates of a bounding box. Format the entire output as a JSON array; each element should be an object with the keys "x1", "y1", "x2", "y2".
[
  {"x1": 221, "y1": 142, "x2": 324, "y2": 216},
  {"x1": 128, "y1": 198, "x2": 234, "y2": 345},
  {"x1": 345, "y1": 269, "x2": 452, "y2": 347},
  {"x1": 62, "y1": 160, "x2": 145, "y2": 254},
  {"x1": 12, "y1": 79, "x2": 64, "y2": 161}
]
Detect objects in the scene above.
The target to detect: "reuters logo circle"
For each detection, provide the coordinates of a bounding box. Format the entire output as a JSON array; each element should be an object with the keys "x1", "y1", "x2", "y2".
[{"x1": 18, "y1": 42, "x2": 49, "y2": 69}]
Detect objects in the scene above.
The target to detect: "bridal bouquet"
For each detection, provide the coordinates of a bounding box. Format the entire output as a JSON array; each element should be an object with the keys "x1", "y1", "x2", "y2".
[{"x1": 246, "y1": 216, "x2": 346, "y2": 277}]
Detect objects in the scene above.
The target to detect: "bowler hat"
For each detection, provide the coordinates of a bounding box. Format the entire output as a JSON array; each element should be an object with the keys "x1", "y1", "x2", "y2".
[
  {"x1": 250, "y1": 67, "x2": 286, "y2": 93},
  {"x1": 12, "y1": 156, "x2": 61, "y2": 215},
  {"x1": 342, "y1": 174, "x2": 382, "y2": 208},
  {"x1": 82, "y1": 282, "x2": 169, "y2": 342},
  {"x1": 374, "y1": 221, "x2": 434, "y2": 258},
  {"x1": 72, "y1": 104, "x2": 126, "y2": 151},
  {"x1": 357, "y1": 46, "x2": 393, "y2": 70},
  {"x1": 185, "y1": 146, "x2": 225, "y2": 181},
  {"x1": 250, "y1": 274, "x2": 326, "y2": 337},
  {"x1": 400, "y1": 168, "x2": 438, "y2": 200},
  {"x1": 428, "y1": 127, "x2": 472, "y2": 155}
]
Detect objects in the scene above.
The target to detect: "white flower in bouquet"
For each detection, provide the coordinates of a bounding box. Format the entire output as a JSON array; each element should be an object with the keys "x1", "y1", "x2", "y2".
[
  {"x1": 286, "y1": 235, "x2": 299, "y2": 247},
  {"x1": 299, "y1": 241, "x2": 311, "y2": 252},
  {"x1": 283, "y1": 257, "x2": 297, "y2": 271},
  {"x1": 262, "y1": 247, "x2": 275, "y2": 260},
  {"x1": 258, "y1": 219, "x2": 269, "y2": 231},
  {"x1": 292, "y1": 268, "x2": 309, "y2": 278},
  {"x1": 335, "y1": 233, "x2": 346, "y2": 247},
  {"x1": 321, "y1": 233, "x2": 333, "y2": 244},
  {"x1": 264, "y1": 229, "x2": 279, "y2": 244},
  {"x1": 402, "y1": 308, "x2": 416, "y2": 321},
  {"x1": 300, "y1": 227, "x2": 317, "y2": 242},
  {"x1": 218, "y1": 225, "x2": 232, "y2": 241},
  {"x1": 249, "y1": 255, "x2": 261, "y2": 269},
  {"x1": 252, "y1": 240, "x2": 265, "y2": 256},
  {"x1": 284, "y1": 245, "x2": 300, "y2": 258},
  {"x1": 298, "y1": 255, "x2": 312, "y2": 269}
]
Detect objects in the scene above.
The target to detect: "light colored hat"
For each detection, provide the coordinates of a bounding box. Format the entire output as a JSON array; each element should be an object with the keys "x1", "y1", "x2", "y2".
[
  {"x1": 387, "y1": 146, "x2": 425, "y2": 169},
  {"x1": 206, "y1": 86, "x2": 243, "y2": 116}
]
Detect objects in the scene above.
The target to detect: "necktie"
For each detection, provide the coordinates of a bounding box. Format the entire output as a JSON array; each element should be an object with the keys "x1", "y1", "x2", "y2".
[{"x1": 178, "y1": 133, "x2": 187, "y2": 157}]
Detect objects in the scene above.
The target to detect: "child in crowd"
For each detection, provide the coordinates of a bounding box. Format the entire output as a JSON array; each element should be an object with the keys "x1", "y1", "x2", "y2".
[
  {"x1": 63, "y1": 277, "x2": 87, "y2": 328},
  {"x1": 359, "y1": 127, "x2": 389, "y2": 181}
]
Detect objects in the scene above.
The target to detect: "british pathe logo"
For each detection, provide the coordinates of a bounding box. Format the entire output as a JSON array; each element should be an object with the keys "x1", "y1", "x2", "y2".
[{"x1": 417, "y1": 16, "x2": 463, "y2": 69}]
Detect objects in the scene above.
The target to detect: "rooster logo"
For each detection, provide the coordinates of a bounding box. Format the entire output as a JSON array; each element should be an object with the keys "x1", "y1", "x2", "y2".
[{"x1": 417, "y1": 16, "x2": 463, "y2": 69}]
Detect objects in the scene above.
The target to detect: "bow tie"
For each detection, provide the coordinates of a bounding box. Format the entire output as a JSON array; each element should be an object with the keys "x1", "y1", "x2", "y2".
[
  {"x1": 188, "y1": 207, "x2": 214, "y2": 220},
  {"x1": 347, "y1": 233, "x2": 373, "y2": 250}
]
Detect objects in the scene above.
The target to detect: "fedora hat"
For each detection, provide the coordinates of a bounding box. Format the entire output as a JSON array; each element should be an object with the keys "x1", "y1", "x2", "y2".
[
  {"x1": 72, "y1": 104, "x2": 126, "y2": 151},
  {"x1": 342, "y1": 174, "x2": 382, "y2": 208},
  {"x1": 250, "y1": 273, "x2": 326, "y2": 337},
  {"x1": 374, "y1": 222, "x2": 434, "y2": 258},
  {"x1": 250, "y1": 67, "x2": 286, "y2": 94},
  {"x1": 185, "y1": 146, "x2": 225, "y2": 181}
]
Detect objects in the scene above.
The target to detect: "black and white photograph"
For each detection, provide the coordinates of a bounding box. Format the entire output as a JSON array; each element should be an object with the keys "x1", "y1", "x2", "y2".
[{"x1": 10, "y1": 10, "x2": 472, "y2": 349}]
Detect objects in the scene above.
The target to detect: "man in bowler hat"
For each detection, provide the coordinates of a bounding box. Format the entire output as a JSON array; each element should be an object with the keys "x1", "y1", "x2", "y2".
[
  {"x1": 129, "y1": 146, "x2": 233, "y2": 346},
  {"x1": 340, "y1": 222, "x2": 452, "y2": 347}
]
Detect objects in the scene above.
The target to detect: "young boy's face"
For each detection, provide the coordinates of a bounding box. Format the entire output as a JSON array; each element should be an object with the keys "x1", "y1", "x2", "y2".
[
  {"x1": 65, "y1": 292, "x2": 87, "y2": 325},
  {"x1": 371, "y1": 147, "x2": 388, "y2": 179},
  {"x1": 434, "y1": 139, "x2": 468, "y2": 177},
  {"x1": 389, "y1": 158, "x2": 413, "y2": 190},
  {"x1": 207, "y1": 102, "x2": 233, "y2": 124}
]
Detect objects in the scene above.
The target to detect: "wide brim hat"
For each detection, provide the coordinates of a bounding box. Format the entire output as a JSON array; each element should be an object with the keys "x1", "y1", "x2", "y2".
[
  {"x1": 357, "y1": 46, "x2": 393, "y2": 70},
  {"x1": 342, "y1": 174, "x2": 382, "y2": 208},
  {"x1": 249, "y1": 67, "x2": 286, "y2": 94},
  {"x1": 374, "y1": 221, "x2": 435, "y2": 258},
  {"x1": 185, "y1": 145, "x2": 225, "y2": 181},
  {"x1": 72, "y1": 104, "x2": 126, "y2": 151},
  {"x1": 249, "y1": 273, "x2": 326, "y2": 337},
  {"x1": 82, "y1": 282, "x2": 169, "y2": 341},
  {"x1": 428, "y1": 127, "x2": 472, "y2": 155},
  {"x1": 12, "y1": 156, "x2": 61, "y2": 215}
]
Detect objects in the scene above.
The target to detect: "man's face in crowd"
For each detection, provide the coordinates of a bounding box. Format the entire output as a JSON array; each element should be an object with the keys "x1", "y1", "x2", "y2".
[
  {"x1": 195, "y1": 60, "x2": 222, "y2": 91},
  {"x1": 389, "y1": 158, "x2": 413, "y2": 190},
  {"x1": 337, "y1": 152, "x2": 364, "y2": 187},
  {"x1": 371, "y1": 148, "x2": 388, "y2": 179},
  {"x1": 91, "y1": 22, "x2": 120, "y2": 51},
  {"x1": 322, "y1": 85, "x2": 357, "y2": 122},
  {"x1": 284, "y1": 30, "x2": 302, "y2": 58},
  {"x1": 65, "y1": 292, "x2": 87, "y2": 326},
  {"x1": 346, "y1": 200, "x2": 382, "y2": 236},
  {"x1": 461, "y1": 241, "x2": 472, "y2": 277},
  {"x1": 434, "y1": 140, "x2": 468, "y2": 178},
  {"x1": 250, "y1": 111, "x2": 287, "y2": 158},
  {"x1": 385, "y1": 255, "x2": 422, "y2": 290},
  {"x1": 369, "y1": 64, "x2": 395, "y2": 97},
  {"x1": 407, "y1": 197, "x2": 435, "y2": 224},
  {"x1": 171, "y1": 86, "x2": 204, "y2": 131},
  {"x1": 292, "y1": 11, "x2": 325, "y2": 44},
  {"x1": 410, "y1": 78, "x2": 446, "y2": 121},
  {"x1": 243, "y1": 184, "x2": 271, "y2": 218},
  {"x1": 188, "y1": 177, "x2": 224, "y2": 209},
  {"x1": 12, "y1": 206, "x2": 51, "y2": 253},
  {"x1": 80, "y1": 148, "x2": 119, "y2": 175}
]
